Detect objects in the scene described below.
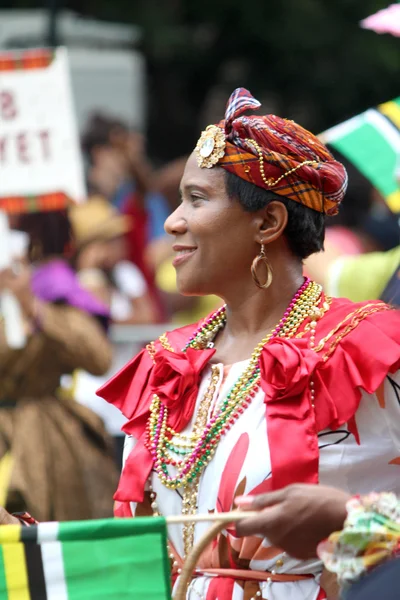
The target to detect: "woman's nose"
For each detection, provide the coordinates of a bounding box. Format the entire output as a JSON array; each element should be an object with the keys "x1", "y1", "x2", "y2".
[{"x1": 164, "y1": 205, "x2": 187, "y2": 236}]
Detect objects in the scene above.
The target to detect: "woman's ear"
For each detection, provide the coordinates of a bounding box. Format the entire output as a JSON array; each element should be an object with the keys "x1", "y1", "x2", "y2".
[{"x1": 254, "y1": 201, "x2": 288, "y2": 245}]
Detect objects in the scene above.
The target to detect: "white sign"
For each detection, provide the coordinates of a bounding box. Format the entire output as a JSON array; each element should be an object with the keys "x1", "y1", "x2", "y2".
[
  {"x1": 0, "y1": 211, "x2": 26, "y2": 349},
  {"x1": 0, "y1": 47, "x2": 85, "y2": 202}
]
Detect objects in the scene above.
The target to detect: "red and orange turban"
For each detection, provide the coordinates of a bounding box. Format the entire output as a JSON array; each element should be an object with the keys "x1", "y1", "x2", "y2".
[{"x1": 195, "y1": 88, "x2": 347, "y2": 216}]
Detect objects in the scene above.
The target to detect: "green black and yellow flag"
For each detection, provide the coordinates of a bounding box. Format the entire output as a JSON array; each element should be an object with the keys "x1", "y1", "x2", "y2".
[{"x1": 0, "y1": 517, "x2": 171, "y2": 599}]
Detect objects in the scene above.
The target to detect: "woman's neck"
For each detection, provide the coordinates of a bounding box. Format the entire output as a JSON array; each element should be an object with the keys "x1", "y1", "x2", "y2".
[
  {"x1": 225, "y1": 263, "x2": 304, "y2": 336},
  {"x1": 212, "y1": 262, "x2": 305, "y2": 364}
]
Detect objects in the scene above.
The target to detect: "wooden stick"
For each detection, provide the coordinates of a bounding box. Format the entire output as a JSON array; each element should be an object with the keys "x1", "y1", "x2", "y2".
[
  {"x1": 173, "y1": 520, "x2": 231, "y2": 600},
  {"x1": 166, "y1": 510, "x2": 258, "y2": 525},
  {"x1": 171, "y1": 512, "x2": 260, "y2": 599}
]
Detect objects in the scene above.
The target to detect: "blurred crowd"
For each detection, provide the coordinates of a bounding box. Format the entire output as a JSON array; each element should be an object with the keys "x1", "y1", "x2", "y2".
[{"x1": 0, "y1": 109, "x2": 399, "y2": 521}]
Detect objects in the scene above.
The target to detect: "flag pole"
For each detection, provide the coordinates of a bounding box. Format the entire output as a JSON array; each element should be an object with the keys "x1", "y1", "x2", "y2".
[
  {"x1": 166, "y1": 511, "x2": 258, "y2": 525},
  {"x1": 172, "y1": 513, "x2": 260, "y2": 600}
]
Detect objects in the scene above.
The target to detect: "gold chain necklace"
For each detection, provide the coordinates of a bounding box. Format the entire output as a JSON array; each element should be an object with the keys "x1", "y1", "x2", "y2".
[{"x1": 181, "y1": 365, "x2": 221, "y2": 556}]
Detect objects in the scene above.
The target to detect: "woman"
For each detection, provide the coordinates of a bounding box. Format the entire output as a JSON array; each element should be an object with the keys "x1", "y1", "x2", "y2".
[
  {"x1": 0, "y1": 210, "x2": 119, "y2": 521},
  {"x1": 95, "y1": 89, "x2": 400, "y2": 599},
  {"x1": 96, "y1": 89, "x2": 400, "y2": 599}
]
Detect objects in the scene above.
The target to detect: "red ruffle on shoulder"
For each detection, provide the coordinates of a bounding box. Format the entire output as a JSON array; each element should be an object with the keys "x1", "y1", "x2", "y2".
[
  {"x1": 313, "y1": 298, "x2": 400, "y2": 435},
  {"x1": 96, "y1": 322, "x2": 199, "y2": 428},
  {"x1": 96, "y1": 321, "x2": 208, "y2": 502},
  {"x1": 96, "y1": 347, "x2": 155, "y2": 502},
  {"x1": 260, "y1": 298, "x2": 400, "y2": 491},
  {"x1": 97, "y1": 348, "x2": 153, "y2": 424}
]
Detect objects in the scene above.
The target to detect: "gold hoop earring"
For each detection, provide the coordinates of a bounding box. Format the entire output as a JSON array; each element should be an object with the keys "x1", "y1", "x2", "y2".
[{"x1": 251, "y1": 244, "x2": 273, "y2": 289}]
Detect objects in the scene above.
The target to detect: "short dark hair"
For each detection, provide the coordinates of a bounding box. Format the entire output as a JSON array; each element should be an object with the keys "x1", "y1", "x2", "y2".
[
  {"x1": 18, "y1": 210, "x2": 73, "y2": 261},
  {"x1": 81, "y1": 113, "x2": 128, "y2": 160},
  {"x1": 225, "y1": 171, "x2": 325, "y2": 260}
]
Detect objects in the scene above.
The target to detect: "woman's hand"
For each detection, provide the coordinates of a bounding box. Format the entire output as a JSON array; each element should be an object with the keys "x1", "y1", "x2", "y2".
[
  {"x1": 235, "y1": 483, "x2": 350, "y2": 559},
  {"x1": 0, "y1": 266, "x2": 43, "y2": 323},
  {"x1": 0, "y1": 507, "x2": 20, "y2": 526},
  {"x1": 76, "y1": 241, "x2": 109, "y2": 271},
  {"x1": 0, "y1": 266, "x2": 32, "y2": 303},
  {"x1": 110, "y1": 127, "x2": 153, "y2": 195}
]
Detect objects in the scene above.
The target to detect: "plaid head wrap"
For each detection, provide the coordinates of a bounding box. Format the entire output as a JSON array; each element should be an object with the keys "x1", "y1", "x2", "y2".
[{"x1": 195, "y1": 88, "x2": 348, "y2": 215}]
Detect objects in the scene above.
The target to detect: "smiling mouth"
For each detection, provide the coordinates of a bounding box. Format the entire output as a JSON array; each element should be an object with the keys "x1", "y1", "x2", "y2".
[
  {"x1": 176, "y1": 249, "x2": 196, "y2": 256},
  {"x1": 172, "y1": 248, "x2": 197, "y2": 267}
]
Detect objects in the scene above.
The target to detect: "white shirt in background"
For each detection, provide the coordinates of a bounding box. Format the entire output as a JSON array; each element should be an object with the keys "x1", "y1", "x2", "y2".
[{"x1": 74, "y1": 261, "x2": 147, "y2": 437}]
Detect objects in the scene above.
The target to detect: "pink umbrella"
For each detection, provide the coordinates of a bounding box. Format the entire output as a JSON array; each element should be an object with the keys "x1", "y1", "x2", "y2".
[{"x1": 360, "y1": 3, "x2": 400, "y2": 37}]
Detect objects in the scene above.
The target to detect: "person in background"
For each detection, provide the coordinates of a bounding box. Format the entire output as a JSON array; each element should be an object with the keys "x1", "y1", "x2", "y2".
[
  {"x1": 320, "y1": 244, "x2": 400, "y2": 304},
  {"x1": 305, "y1": 240, "x2": 400, "y2": 303},
  {"x1": 0, "y1": 210, "x2": 118, "y2": 522},
  {"x1": 70, "y1": 197, "x2": 157, "y2": 327},
  {"x1": 69, "y1": 198, "x2": 157, "y2": 466},
  {"x1": 81, "y1": 113, "x2": 169, "y2": 321},
  {"x1": 381, "y1": 250, "x2": 400, "y2": 305}
]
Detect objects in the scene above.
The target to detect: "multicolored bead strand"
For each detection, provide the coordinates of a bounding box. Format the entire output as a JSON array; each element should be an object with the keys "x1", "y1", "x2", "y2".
[
  {"x1": 146, "y1": 278, "x2": 323, "y2": 490},
  {"x1": 182, "y1": 304, "x2": 227, "y2": 351}
]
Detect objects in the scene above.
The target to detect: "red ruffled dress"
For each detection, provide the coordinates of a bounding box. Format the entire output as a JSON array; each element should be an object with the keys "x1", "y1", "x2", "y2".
[{"x1": 98, "y1": 296, "x2": 400, "y2": 600}]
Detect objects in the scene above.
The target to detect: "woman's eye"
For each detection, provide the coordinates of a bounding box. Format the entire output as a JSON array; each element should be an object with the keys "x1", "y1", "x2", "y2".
[
  {"x1": 179, "y1": 193, "x2": 206, "y2": 204},
  {"x1": 190, "y1": 194, "x2": 205, "y2": 203}
]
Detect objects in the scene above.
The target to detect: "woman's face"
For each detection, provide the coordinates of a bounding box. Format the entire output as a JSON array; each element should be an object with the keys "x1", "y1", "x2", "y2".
[
  {"x1": 103, "y1": 236, "x2": 127, "y2": 270},
  {"x1": 164, "y1": 153, "x2": 259, "y2": 297}
]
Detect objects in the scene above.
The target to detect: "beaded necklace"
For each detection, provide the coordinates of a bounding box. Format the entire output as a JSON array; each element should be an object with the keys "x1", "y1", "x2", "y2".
[{"x1": 146, "y1": 278, "x2": 322, "y2": 490}]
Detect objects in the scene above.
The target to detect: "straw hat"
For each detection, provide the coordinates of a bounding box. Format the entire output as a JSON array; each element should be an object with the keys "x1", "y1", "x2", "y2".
[{"x1": 69, "y1": 197, "x2": 131, "y2": 247}]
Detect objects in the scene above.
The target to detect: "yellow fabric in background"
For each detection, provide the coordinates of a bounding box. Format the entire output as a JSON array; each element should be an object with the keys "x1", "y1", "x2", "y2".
[
  {"x1": 327, "y1": 246, "x2": 400, "y2": 301},
  {"x1": 0, "y1": 453, "x2": 13, "y2": 508}
]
